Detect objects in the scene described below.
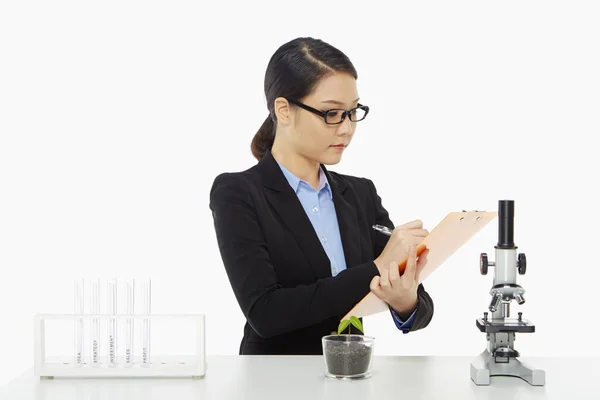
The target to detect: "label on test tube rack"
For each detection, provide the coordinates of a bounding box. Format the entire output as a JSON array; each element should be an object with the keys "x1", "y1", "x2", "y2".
[
  {"x1": 90, "y1": 279, "x2": 100, "y2": 366},
  {"x1": 74, "y1": 279, "x2": 84, "y2": 367},
  {"x1": 124, "y1": 278, "x2": 134, "y2": 367},
  {"x1": 107, "y1": 278, "x2": 117, "y2": 367},
  {"x1": 141, "y1": 279, "x2": 151, "y2": 367}
]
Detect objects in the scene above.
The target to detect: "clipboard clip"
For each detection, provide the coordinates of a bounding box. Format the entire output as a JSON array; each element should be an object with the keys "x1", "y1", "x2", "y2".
[{"x1": 461, "y1": 210, "x2": 483, "y2": 221}]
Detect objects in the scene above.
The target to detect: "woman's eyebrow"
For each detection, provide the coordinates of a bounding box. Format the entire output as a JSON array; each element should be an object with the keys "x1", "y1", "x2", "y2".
[{"x1": 320, "y1": 98, "x2": 360, "y2": 105}]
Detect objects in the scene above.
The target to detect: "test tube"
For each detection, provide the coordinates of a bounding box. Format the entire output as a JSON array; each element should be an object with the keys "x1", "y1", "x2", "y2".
[
  {"x1": 124, "y1": 278, "x2": 135, "y2": 367},
  {"x1": 141, "y1": 278, "x2": 151, "y2": 367},
  {"x1": 90, "y1": 278, "x2": 100, "y2": 366},
  {"x1": 74, "y1": 278, "x2": 84, "y2": 367},
  {"x1": 107, "y1": 278, "x2": 117, "y2": 367}
]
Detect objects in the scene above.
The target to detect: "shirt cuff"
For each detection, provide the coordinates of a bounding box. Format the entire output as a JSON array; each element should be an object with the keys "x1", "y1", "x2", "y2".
[{"x1": 389, "y1": 305, "x2": 417, "y2": 334}]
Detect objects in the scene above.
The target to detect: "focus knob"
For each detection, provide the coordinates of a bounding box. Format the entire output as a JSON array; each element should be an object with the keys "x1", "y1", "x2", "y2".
[
  {"x1": 518, "y1": 253, "x2": 527, "y2": 275},
  {"x1": 480, "y1": 253, "x2": 488, "y2": 275}
]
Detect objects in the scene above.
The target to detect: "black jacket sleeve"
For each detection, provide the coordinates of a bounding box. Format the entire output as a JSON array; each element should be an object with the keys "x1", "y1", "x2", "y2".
[
  {"x1": 209, "y1": 173, "x2": 380, "y2": 339},
  {"x1": 366, "y1": 178, "x2": 434, "y2": 332}
]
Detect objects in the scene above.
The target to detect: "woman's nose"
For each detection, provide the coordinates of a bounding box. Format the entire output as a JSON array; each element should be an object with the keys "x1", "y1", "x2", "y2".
[{"x1": 337, "y1": 116, "x2": 353, "y2": 135}]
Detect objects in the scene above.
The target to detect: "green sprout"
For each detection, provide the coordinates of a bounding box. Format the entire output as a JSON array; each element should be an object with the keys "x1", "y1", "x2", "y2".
[{"x1": 337, "y1": 316, "x2": 364, "y2": 335}]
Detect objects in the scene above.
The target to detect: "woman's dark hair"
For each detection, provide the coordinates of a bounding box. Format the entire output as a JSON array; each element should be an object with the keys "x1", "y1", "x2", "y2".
[{"x1": 251, "y1": 37, "x2": 358, "y2": 161}]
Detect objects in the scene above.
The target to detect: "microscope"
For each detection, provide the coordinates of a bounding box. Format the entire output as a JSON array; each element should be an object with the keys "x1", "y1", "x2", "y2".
[{"x1": 470, "y1": 200, "x2": 545, "y2": 386}]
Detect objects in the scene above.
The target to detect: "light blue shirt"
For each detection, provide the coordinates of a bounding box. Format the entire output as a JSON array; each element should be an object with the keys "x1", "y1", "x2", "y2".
[{"x1": 276, "y1": 161, "x2": 416, "y2": 333}]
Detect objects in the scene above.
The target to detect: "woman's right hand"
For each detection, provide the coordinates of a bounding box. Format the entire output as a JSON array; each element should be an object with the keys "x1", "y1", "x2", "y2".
[{"x1": 374, "y1": 219, "x2": 429, "y2": 275}]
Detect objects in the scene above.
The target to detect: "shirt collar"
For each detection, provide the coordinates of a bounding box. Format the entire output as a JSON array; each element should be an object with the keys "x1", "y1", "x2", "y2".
[{"x1": 276, "y1": 160, "x2": 332, "y2": 199}]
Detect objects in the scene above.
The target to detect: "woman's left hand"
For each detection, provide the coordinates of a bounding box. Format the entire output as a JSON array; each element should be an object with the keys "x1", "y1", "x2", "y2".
[{"x1": 370, "y1": 244, "x2": 429, "y2": 316}]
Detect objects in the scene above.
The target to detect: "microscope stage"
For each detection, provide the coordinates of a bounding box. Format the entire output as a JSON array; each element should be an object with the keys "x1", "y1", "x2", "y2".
[{"x1": 476, "y1": 318, "x2": 535, "y2": 333}]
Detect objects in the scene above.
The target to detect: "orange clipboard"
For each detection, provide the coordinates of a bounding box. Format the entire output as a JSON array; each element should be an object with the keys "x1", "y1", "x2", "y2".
[{"x1": 342, "y1": 210, "x2": 498, "y2": 320}]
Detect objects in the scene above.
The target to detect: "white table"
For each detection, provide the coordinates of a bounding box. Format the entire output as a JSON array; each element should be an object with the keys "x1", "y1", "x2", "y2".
[{"x1": 1, "y1": 355, "x2": 598, "y2": 400}]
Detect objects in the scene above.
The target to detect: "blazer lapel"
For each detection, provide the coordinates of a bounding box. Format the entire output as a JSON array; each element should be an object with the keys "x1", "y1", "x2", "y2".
[
  {"x1": 258, "y1": 150, "x2": 332, "y2": 279},
  {"x1": 322, "y1": 165, "x2": 362, "y2": 271},
  {"x1": 257, "y1": 149, "x2": 362, "y2": 279}
]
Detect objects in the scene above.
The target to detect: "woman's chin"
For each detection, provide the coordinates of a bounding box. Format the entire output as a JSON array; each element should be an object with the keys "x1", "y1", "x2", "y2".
[{"x1": 320, "y1": 153, "x2": 343, "y2": 165}]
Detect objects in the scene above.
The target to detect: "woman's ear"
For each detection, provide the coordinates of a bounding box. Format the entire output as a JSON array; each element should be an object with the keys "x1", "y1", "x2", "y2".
[{"x1": 273, "y1": 97, "x2": 293, "y2": 126}]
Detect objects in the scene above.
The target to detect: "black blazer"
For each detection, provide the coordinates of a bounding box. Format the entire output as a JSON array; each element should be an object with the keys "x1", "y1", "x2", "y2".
[{"x1": 209, "y1": 149, "x2": 434, "y2": 355}]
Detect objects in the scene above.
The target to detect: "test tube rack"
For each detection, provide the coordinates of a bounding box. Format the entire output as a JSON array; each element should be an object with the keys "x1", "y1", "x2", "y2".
[{"x1": 34, "y1": 313, "x2": 206, "y2": 379}]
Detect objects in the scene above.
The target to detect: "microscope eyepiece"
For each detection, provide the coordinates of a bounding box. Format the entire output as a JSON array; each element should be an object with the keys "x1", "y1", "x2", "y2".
[{"x1": 497, "y1": 200, "x2": 515, "y2": 249}]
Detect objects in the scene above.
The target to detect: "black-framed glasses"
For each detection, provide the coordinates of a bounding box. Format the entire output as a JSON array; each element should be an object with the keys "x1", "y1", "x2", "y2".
[{"x1": 286, "y1": 98, "x2": 370, "y2": 125}]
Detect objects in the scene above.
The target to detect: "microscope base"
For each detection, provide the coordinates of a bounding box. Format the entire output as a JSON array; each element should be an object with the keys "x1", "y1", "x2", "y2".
[{"x1": 470, "y1": 349, "x2": 545, "y2": 386}]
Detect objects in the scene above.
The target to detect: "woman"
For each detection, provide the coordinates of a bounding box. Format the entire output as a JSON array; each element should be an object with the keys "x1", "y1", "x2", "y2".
[{"x1": 209, "y1": 37, "x2": 434, "y2": 355}]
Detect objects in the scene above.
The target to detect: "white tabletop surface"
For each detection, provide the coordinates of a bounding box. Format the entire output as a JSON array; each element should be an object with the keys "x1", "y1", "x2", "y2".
[{"x1": 1, "y1": 355, "x2": 598, "y2": 400}]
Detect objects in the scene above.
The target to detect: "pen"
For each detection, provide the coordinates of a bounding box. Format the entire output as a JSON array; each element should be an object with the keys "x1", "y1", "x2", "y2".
[{"x1": 372, "y1": 224, "x2": 393, "y2": 236}]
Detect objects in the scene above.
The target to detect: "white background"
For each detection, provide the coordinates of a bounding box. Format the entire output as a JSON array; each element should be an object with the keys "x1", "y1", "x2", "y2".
[{"x1": 1, "y1": 0, "x2": 599, "y2": 387}]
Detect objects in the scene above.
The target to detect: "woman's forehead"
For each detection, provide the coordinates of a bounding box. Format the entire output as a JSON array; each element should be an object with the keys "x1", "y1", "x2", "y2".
[{"x1": 309, "y1": 73, "x2": 359, "y2": 104}]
